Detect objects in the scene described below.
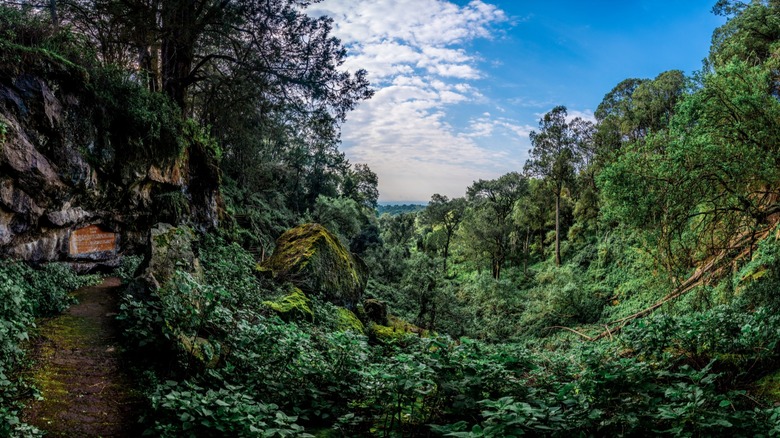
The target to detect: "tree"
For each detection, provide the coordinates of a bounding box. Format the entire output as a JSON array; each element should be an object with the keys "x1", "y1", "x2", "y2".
[
  {"x1": 422, "y1": 194, "x2": 466, "y2": 272},
  {"x1": 600, "y1": 60, "x2": 780, "y2": 275},
  {"x1": 524, "y1": 106, "x2": 589, "y2": 266},
  {"x1": 513, "y1": 179, "x2": 554, "y2": 272},
  {"x1": 710, "y1": 0, "x2": 780, "y2": 68},
  {"x1": 60, "y1": 0, "x2": 373, "y2": 217},
  {"x1": 595, "y1": 77, "x2": 648, "y2": 154},
  {"x1": 342, "y1": 163, "x2": 379, "y2": 210},
  {"x1": 464, "y1": 172, "x2": 527, "y2": 279}
]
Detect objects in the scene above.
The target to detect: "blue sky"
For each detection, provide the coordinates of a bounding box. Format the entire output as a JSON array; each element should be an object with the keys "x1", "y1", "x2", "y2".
[{"x1": 309, "y1": 0, "x2": 726, "y2": 203}]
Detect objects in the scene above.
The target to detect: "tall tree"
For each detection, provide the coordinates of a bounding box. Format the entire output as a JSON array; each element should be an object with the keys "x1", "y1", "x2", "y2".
[
  {"x1": 342, "y1": 163, "x2": 379, "y2": 210},
  {"x1": 464, "y1": 172, "x2": 527, "y2": 279},
  {"x1": 423, "y1": 194, "x2": 466, "y2": 272},
  {"x1": 524, "y1": 106, "x2": 588, "y2": 266}
]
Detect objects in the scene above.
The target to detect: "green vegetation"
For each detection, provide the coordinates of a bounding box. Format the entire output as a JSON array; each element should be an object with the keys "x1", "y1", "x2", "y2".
[
  {"x1": 377, "y1": 204, "x2": 428, "y2": 216},
  {"x1": 0, "y1": 261, "x2": 98, "y2": 436},
  {"x1": 5, "y1": 0, "x2": 780, "y2": 436}
]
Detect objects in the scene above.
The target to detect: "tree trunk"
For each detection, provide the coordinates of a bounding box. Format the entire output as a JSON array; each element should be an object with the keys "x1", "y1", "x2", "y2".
[
  {"x1": 524, "y1": 225, "x2": 530, "y2": 275},
  {"x1": 49, "y1": 0, "x2": 58, "y2": 27},
  {"x1": 555, "y1": 193, "x2": 561, "y2": 266},
  {"x1": 161, "y1": 0, "x2": 196, "y2": 111},
  {"x1": 443, "y1": 232, "x2": 450, "y2": 272}
]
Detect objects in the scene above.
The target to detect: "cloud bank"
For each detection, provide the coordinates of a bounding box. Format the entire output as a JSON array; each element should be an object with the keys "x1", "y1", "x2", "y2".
[{"x1": 311, "y1": 0, "x2": 533, "y2": 201}]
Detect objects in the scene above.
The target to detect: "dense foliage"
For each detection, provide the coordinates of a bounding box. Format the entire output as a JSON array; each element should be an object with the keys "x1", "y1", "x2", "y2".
[
  {"x1": 5, "y1": 0, "x2": 780, "y2": 436},
  {"x1": 0, "y1": 262, "x2": 98, "y2": 436}
]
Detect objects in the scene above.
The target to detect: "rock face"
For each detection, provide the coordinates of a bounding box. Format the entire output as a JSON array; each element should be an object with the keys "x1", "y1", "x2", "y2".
[
  {"x1": 0, "y1": 56, "x2": 220, "y2": 269},
  {"x1": 262, "y1": 223, "x2": 368, "y2": 309},
  {"x1": 140, "y1": 224, "x2": 201, "y2": 289}
]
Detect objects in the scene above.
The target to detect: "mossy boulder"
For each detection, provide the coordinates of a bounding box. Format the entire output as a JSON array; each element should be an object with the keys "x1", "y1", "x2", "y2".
[
  {"x1": 141, "y1": 223, "x2": 201, "y2": 289},
  {"x1": 263, "y1": 286, "x2": 313, "y2": 322},
  {"x1": 368, "y1": 315, "x2": 427, "y2": 344},
  {"x1": 336, "y1": 308, "x2": 365, "y2": 334},
  {"x1": 261, "y1": 223, "x2": 368, "y2": 309}
]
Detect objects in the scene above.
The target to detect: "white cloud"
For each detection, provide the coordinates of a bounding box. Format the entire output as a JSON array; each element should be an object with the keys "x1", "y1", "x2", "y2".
[
  {"x1": 309, "y1": 0, "x2": 514, "y2": 201},
  {"x1": 533, "y1": 108, "x2": 597, "y2": 125},
  {"x1": 566, "y1": 109, "x2": 596, "y2": 124},
  {"x1": 464, "y1": 114, "x2": 535, "y2": 139}
]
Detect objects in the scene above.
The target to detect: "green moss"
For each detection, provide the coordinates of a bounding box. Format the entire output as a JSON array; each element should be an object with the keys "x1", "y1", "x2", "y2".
[
  {"x1": 260, "y1": 223, "x2": 367, "y2": 308},
  {"x1": 263, "y1": 286, "x2": 313, "y2": 322},
  {"x1": 336, "y1": 308, "x2": 365, "y2": 334},
  {"x1": 368, "y1": 315, "x2": 427, "y2": 343},
  {"x1": 755, "y1": 369, "x2": 780, "y2": 402}
]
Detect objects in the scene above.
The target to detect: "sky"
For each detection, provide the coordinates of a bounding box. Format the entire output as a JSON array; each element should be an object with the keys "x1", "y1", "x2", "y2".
[{"x1": 308, "y1": 0, "x2": 726, "y2": 203}]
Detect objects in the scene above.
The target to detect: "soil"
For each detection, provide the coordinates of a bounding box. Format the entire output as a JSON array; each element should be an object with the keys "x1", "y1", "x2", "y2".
[{"x1": 21, "y1": 277, "x2": 143, "y2": 437}]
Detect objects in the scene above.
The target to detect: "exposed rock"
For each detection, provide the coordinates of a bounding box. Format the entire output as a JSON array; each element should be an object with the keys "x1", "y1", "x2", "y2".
[
  {"x1": 0, "y1": 179, "x2": 44, "y2": 218},
  {"x1": 0, "y1": 53, "x2": 221, "y2": 264},
  {"x1": 0, "y1": 210, "x2": 13, "y2": 245},
  {"x1": 148, "y1": 163, "x2": 183, "y2": 185},
  {"x1": 142, "y1": 223, "x2": 200, "y2": 289},
  {"x1": 262, "y1": 223, "x2": 368, "y2": 309},
  {"x1": 7, "y1": 230, "x2": 67, "y2": 262},
  {"x1": 46, "y1": 202, "x2": 91, "y2": 227}
]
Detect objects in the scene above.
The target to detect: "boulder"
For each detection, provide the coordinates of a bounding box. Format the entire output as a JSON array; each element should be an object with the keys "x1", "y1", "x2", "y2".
[
  {"x1": 142, "y1": 223, "x2": 200, "y2": 289},
  {"x1": 263, "y1": 285, "x2": 313, "y2": 322},
  {"x1": 336, "y1": 308, "x2": 365, "y2": 334},
  {"x1": 262, "y1": 223, "x2": 367, "y2": 309}
]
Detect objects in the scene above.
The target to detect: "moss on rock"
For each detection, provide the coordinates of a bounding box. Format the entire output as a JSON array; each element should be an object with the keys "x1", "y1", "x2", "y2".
[
  {"x1": 263, "y1": 286, "x2": 313, "y2": 322},
  {"x1": 368, "y1": 315, "x2": 427, "y2": 344},
  {"x1": 260, "y1": 223, "x2": 367, "y2": 308},
  {"x1": 755, "y1": 369, "x2": 780, "y2": 403},
  {"x1": 143, "y1": 223, "x2": 201, "y2": 289},
  {"x1": 336, "y1": 308, "x2": 365, "y2": 334}
]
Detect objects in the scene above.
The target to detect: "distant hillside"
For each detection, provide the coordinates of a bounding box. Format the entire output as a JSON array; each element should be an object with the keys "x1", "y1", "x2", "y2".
[{"x1": 376, "y1": 204, "x2": 426, "y2": 216}]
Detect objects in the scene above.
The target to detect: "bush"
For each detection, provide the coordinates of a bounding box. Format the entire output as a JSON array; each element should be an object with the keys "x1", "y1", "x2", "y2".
[
  {"x1": 148, "y1": 379, "x2": 308, "y2": 437},
  {"x1": 0, "y1": 260, "x2": 97, "y2": 436}
]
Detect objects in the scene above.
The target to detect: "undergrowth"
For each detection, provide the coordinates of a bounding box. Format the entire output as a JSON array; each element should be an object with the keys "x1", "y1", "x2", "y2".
[{"x1": 0, "y1": 261, "x2": 99, "y2": 437}]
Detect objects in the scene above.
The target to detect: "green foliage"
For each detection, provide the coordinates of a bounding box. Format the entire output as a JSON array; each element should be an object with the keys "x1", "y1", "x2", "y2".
[
  {"x1": 521, "y1": 264, "x2": 604, "y2": 335},
  {"x1": 732, "y1": 231, "x2": 780, "y2": 308},
  {"x1": 0, "y1": 261, "x2": 98, "y2": 436},
  {"x1": 89, "y1": 65, "x2": 186, "y2": 165},
  {"x1": 148, "y1": 379, "x2": 309, "y2": 437},
  {"x1": 116, "y1": 255, "x2": 143, "y2": 284},
  {"x1": 0, "y1": 5, "x2": 93, "y2": 73},
  {"x1": 119, "y1": 234, "x2": 780, "y2": 436},
  {"x1": 376, "y1": 204, "x2": 426, "y2": 216},
  {"x1": 312, "y1": 195, "x2": 363, "y2": 242}
]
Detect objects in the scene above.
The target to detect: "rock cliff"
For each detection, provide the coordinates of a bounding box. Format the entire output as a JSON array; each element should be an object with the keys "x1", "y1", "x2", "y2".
[{"x1": 0, "y1": 51, "x2": 220, "y2": 270}]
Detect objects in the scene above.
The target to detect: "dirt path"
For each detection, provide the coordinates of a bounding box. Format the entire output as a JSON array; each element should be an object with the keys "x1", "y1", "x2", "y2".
[{"x1": 22, "y1": 277, "x2": 142, "y2": 437}]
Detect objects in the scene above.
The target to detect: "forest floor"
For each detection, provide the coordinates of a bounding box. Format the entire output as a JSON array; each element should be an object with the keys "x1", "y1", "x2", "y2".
[{"x1": 21, "y1": 277, "x2": 143, "y2": 437}]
